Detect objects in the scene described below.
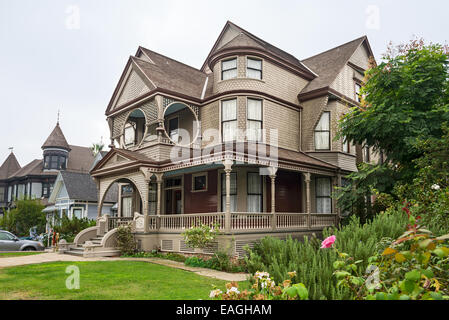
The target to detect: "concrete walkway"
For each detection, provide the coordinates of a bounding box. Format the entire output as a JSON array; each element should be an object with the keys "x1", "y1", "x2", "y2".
[{"x1": 0, "y1": 252, "x2": 249, "y2": 282}]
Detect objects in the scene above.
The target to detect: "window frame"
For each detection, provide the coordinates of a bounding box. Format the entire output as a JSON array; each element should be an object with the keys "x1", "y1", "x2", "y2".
[
  {"x1": 221, "y1": 58, "x2": 238, "y2": 80},
  {"x1": 363, "y1": 145, "x2": 371, "y2": 162},
  {"x1": 221, "y1": 98, "x2": 238, "y2": 142},
  {"x1": 246, "y1": 57, "x2": 263, "y2": 80},
  {"x1": 71, "y1": 207, "x2": 84, "y2": 219},
  {"x1": 246, "y1": 98, "x2": 263, "y2": 142},
  {"x1": 191, "y1": 172, "x2": 208, "y2": 193},
  {"x1": 315, "y1": 177, "x2": 332, "y2": 214},
  {"x1": 124, "y1": 122, "x2": 136, "y2": 147},
  {"x1": 247, "y1": 172, "x2": 263, "y2": 213},
  {"x1": 355, "y1": 82, "x2": 363, "y2": 103},
  {"x1": 342, "y1": 137, "x2": 350, "y2": 153},
  {"x1": 314, "y1": 111, "x2": 331, "y2": 151}
]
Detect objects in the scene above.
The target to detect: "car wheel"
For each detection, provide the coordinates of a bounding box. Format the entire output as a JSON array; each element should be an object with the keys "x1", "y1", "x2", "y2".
[{"x1": 23, "y1": 247, "x2": 36, "y2": 251}]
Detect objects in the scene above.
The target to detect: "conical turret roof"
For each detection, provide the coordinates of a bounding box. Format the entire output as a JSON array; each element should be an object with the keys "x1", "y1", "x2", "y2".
[
  {"x1": 0, "y1": 152, "x2": 21, "y2": 180},
  {"x1": 41, "y1": 123, "x2": 71, "y2": 151}
]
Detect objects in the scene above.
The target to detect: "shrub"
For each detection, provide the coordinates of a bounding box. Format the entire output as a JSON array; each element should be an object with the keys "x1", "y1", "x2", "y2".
[
  {"x1": 245, "y1": 209, "x2": 408, "y2": 300},
  {"x1": 181, "y1": 222, "x2": 220, "y2": 250},
  {"x1": 52, "y1": 214, "x2": 96, "y2": 243},
  {"x1": 0, "y1": 198, "x2": 46, "y2": 236},
  {"x1": 334, "y1": 206, "x2": 449, "y2": 300},
  {"x1": 116, "y1": 224, "x2": 136, "y2": 255}
]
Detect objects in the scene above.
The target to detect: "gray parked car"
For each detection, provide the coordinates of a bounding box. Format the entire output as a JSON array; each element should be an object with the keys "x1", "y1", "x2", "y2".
[{"x1": 0, "y1": 230, "x2": 45, "y2": 251}]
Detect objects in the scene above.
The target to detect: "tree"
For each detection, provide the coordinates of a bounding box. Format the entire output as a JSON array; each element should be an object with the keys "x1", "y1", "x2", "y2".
[
  {"x1": 91, "y1": 139, "x2": 104, "y2": 156},
  {"x1": 336, "y1": 39, "x2": 449, "y2": 220},
  {"x1": 1, "y1": 198, "x2": 46, "y2": 236}
]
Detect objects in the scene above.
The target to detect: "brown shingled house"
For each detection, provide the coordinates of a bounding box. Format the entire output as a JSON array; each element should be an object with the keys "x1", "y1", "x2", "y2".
[
  {"x1": 63, "y1": 21, "x2": 379, "y2": 257},
  {"x1": 0, "y1": 121, "x2": 96, "y2": 215}
]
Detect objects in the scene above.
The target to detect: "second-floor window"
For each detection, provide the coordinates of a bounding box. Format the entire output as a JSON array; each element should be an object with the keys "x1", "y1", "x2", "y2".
[
  {"x1": 124, "y1": 123, "x2": 136, "y2": 146},
  {"x1": 246, "y1": 98, "x2": 262, "y2": 142},
  {"x1": 44, "y1": 155, "x2": 66, "y2": 170},
  {"x1": 221, "y1": 58, "x2": 237, "y2": 80},
  {"x1": 342, "y1": 137, "x2": 349, "y2": 153},
  {"x1": 363, "y1": 145, "x2": 370, "y2": 162},
  {"x1": 222, "y1": 99, "x2": 237, "y2": 142},
  {"x1": 355, "y1": 82, "x2": 362, "y2": 103},
  {"x1": 247, "y1": 58, "x2": 262, "y2": 79},
  {"x1": 314, "y1": 112, "x2": 330, "y2": 150}
]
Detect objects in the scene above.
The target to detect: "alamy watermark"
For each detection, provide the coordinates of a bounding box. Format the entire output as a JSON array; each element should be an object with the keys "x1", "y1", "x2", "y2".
[{"x1": 65, "y1": 265, "x2": 80, "y2": 290}]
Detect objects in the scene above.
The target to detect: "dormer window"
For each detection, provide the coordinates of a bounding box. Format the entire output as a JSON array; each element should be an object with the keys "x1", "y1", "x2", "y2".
[
  {"x1": 221, "y1": 58, "x2": 237, "y2": 80},
  {"x1": 247, "y1": 58, "x2": 262, "y2": 80}
]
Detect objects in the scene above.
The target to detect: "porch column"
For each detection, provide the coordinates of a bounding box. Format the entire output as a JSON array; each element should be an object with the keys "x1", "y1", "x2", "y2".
[
  {"x1": 224, "y1": 159, "x2": 233, "y2": 233},
  {"x1": 302, "y1": 172, "x2": 311, "y2": 229},
  {"x1": 269, "y1": 167, "x2": 278, "y2": 230},
  {"x1": 154, "y1": 173, "x2": 163, "y2": 216},
  {"x1": 142, "y1": 181, "x2": 150, "y2": 233}
]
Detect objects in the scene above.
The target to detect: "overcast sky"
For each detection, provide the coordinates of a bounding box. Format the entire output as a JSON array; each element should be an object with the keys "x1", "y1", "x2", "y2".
[{"x1": 0, "y1": 0, "x2": 448, "y2": 166}]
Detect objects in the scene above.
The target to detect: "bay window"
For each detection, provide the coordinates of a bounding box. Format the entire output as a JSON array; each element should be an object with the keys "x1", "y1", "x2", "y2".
[
  {"x1": 221, "y1": 99, "x2": 237, "y2": 142},
  {"x1": 247, "y1": 58, "x2": 262, "y2": 79},
  {"x1": 221, "y1": 172, "x2": 237, "y2": 212},
  {"x1": 246, "y1": 98, "x2": 263, "y2": 142},
  {"x1": 316, "y1": 177, "x2": 332, "y2": 213},
  {"x1": 314, "y1": 112, "x2": 330, "y2": 150},
  {"x1": 247, "y1": 172, "x2": 262, "y2": 212},
  {"x1": 221, "y1": 58, "x2": 237, "y2": 80}
]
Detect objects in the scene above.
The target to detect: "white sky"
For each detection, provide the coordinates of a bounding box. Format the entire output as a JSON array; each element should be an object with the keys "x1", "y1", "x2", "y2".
[{"x1": 0, "y1": 0, "x2": 448, "y2": 166}]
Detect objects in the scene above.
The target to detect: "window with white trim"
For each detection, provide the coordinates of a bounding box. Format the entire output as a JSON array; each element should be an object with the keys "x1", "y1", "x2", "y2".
[
  {"x1": 246, "y1": 98, "x2": 262, "y2": 142},
  {"x1": 72, "y1": 208, "x2": 83, "y2": 219},
  {"x1": 316, "y1": 177, "x2": 332, "y2": 213},
  {"x1": 148, "y1": 182, "x2": 157, "y2": 215},
  {"x1": 314, "y1": 112, "x2": 330, "y2": 150},
  {"x1": 192, "y1": 173, "x2": 208, "y2": 192},
  {"x1": 221, "y1": 99, "x2": 237, "y2": 142},
  {"x1": 221, "y1": 172, "x2": 237, "y2": 212},
  {"x1": 342, "y1": 137, "x2": 349, "y2": 153},
  {"x1": 247, "y1": 172, "x2": 262, "y2": 212},
  {"x1": 221, "y1": 58, "x2": 237, "y2": 80},
  {"x1": 124, "y1": 123, "x2": 136, "y2": 146},
  {"x1": 247, "y1": 58, "x2": 262, "y2": 79}
]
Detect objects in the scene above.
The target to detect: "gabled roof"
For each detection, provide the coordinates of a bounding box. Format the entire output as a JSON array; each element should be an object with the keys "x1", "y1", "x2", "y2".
[
  {"x1": 201, "y1": 21, "x2": 316, "y2": 79},
  {"x1": 300, "y1": 36, "x2": 371, "y2": 95},
  {"x1": 59, "y1": 171, "x2": 117, "y2": 203},
  {"x1": 8, "y1": 159, "x2": 51, "y2": 179},
  {"x1": 133, "y1": 49, "x2": 207, "y2": 99},
  {"x1": 0, "y1": 152, "x2": 21, "y2": 180},
  {"x1": 66, "y1": 145, "x2": 95, "y2": 173},
  {"x1": 41, "y1": 123, "x2": 71, "y2": 151}
]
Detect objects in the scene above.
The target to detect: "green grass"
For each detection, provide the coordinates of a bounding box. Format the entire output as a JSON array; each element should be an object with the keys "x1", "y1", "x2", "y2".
[
  {"x1": 0, "y1": 252, "x2": 43, "y2": 258},
  {"x1": 0, "y1": 261, "x2": 246, "y2": 300}
]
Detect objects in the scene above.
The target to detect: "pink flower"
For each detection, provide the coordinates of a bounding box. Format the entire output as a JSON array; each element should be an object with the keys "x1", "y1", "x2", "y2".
[{"x1": 321, "y1": 235, "x2": 336, "y2": 249}]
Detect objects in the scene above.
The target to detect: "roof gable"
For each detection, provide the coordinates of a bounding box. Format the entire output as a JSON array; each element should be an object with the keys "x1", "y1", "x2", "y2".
[
  {"x1": 300, "y1": 36, "x2": 370, "y2": 95},
  {"x1": 0, "y1": 152, "x2": 21, "y2": 180}
]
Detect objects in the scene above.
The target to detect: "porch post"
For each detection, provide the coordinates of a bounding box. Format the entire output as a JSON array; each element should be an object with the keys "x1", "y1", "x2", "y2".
[
  {"x1": 302, "y1": 172, "x2": 312, "y2": 229},
  {"x1": 224, "y1": 159, "x2": 233, "y2": 233},
  {"x1": 269, "y1": 167, "x2": 278, "y2": 230},
  {"x1": 154, "y1": 173, "x2": 163, "y2": 230},
  {"x1": 142, "y1": 180, "x2": 150, "y2": 233}
]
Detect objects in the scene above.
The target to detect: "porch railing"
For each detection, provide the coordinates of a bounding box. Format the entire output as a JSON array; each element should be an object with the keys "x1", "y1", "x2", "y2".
[
  {"x1": 140, "y1": 212, "x2": 337, "y2": 233},
  {"x1": 108, "y1": 216, "x2": 134, "y2": 230}
]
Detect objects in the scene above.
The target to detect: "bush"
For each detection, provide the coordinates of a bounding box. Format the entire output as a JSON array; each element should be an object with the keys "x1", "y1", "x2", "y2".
[
  {"x1": 245, "y1": 209, "x2": 408, "y2": 300},
  {"x1": 52, "y1": 214, "x2": 96, "y2": 243},
  {"x1": 116, "y1": 224, "x2": 137, "y2": 255},
  {"x1": 181, "y1": 222, "x2": 220, "y2": 250},
  {"x1": 0, "y1": 198, "x2": 46, "y2": 236}
]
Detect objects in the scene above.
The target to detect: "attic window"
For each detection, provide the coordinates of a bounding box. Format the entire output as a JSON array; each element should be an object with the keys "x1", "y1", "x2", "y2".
[{"x1": 221, "y1": 58, "x2": 237, "y2": 80}]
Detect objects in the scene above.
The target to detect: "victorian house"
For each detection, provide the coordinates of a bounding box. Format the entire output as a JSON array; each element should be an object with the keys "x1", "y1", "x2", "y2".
[
  {"x1": 63, "y1": 21, "x2": 378, "y2": 257},
  {"x1": 0, "y1": 122, "x2": 98, "y2": 216}
]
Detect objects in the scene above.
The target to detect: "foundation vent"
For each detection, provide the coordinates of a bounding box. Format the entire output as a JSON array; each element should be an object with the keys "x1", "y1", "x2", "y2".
[
  {"x1": 179, "y1": 240, "x2": 195, "y2": 253},
  {"x1": 202, "y1": 242, "x2": 219, "y2": 254},
  {"x1": 235, "y1": 240, "x2": 256, "y2": 258},
  {"x1": 161, "y1": 239, "x2": 174, "y2": 251}
]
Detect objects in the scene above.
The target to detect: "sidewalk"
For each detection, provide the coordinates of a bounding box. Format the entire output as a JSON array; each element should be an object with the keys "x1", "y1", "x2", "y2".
[{"x1": 0, "y1": 253, "x2": 249, "y2": 282}]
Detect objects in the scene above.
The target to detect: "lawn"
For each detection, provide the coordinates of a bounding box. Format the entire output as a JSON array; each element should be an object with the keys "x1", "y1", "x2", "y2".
[
  {"x1": 0, "y1": 261, "x2": 244, "y2": 300},
  {"x1": 0, "y1": 252, "x2": 43, "y2": 258}
]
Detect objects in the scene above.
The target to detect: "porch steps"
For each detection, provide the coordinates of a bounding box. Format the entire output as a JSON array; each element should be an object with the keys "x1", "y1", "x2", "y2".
[{"x1": 65, "y1": 234, "x2": 105, "y2": 256}]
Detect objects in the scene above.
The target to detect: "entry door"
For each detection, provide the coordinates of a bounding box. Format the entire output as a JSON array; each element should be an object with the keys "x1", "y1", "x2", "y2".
[
  {"x1": 122, "y1": 197, "x2": 133, "y2": 217},
  {"x1": 165, "y1": 189, "x2": 182, "y2": 214},
  {"x1": 174, "y1": 190, "x2": 182, "y2": 214}
]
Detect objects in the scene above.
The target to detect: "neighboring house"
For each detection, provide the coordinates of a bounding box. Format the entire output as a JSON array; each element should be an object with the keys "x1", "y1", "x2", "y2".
[
  {"x1": 45, "y1": 169, "x2": 118, "y2": 228},
  {"x1": 0, "y1": 121, "x2": 96, "y2": 215},
  {"x1": 68, "y1": 21, "x2": 379, "y2": 257}
]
